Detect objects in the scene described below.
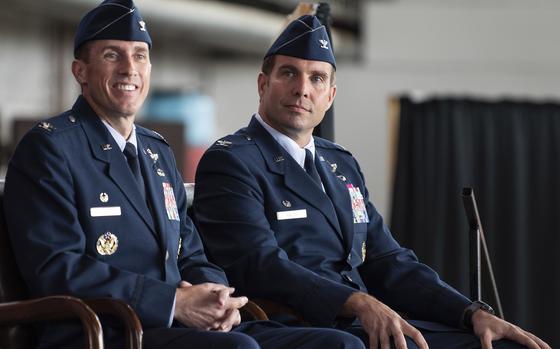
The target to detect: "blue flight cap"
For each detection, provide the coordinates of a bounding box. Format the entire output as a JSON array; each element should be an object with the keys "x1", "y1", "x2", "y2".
[
  {"x1": 264, "y1": 15, "x2": 336, "y2": 69},
  {"x1": 74, "y1": 0, "x2": 152, "y2": 57}
]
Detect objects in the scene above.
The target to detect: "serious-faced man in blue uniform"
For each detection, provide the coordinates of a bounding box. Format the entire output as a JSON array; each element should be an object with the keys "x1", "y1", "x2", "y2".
[
  {"x1": 193, "y1": 15, "x2": 551, "y2": 349},
  {"x1": 3, "y1": 2, "x2": 365, "y2": 348}
]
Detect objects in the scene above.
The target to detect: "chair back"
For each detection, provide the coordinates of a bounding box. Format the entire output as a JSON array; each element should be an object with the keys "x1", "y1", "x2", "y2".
[{"x1": 0, "y1": 185, "x2": 35, "y2": 348}]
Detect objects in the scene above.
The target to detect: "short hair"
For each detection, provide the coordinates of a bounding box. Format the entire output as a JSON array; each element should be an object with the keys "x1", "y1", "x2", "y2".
[
  {"x1": 261, "y1": 55, "x2": 336, "y2": 86},
  {"x1": 74, "y1": 41, "x2": 93, "y2": 62}
]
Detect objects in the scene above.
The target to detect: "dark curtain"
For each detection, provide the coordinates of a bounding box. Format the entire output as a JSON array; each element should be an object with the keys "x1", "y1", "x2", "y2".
[{"x1": 390, "y1": 97, "x2": 559, "y2": 347}]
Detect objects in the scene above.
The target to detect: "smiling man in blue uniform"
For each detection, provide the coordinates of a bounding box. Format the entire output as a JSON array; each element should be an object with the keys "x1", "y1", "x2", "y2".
[
  {"x1": 193, "y1": 15, "x2": 550, "y2": 349},
  {"x1": 2, "y1": 1, "x2": 365, "y2": 348}
]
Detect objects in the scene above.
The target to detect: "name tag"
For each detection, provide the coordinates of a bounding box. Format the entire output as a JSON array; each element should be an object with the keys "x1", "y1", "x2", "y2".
[
  {"x1": 277, "y1": 209, "x2": 307, "y2": 220},
  {"x1": 90, "y1": 206, "x2": 121, "y2": 217}
]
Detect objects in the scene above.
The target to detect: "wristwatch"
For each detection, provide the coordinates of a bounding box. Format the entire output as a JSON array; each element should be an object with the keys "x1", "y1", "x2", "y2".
[{"x1": 461, "y1": 301, "x2": 495, "y2": 330}]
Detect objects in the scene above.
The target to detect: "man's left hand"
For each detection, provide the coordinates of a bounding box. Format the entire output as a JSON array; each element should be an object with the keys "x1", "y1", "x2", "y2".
[{"x1": 472, "y1": 310, "x2": 551, "y2": 349}]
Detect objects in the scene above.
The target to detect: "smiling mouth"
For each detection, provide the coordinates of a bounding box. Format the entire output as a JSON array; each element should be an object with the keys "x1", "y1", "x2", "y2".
[{"x1": 114, "y1": 83, "x2": 138, "y2": 91}]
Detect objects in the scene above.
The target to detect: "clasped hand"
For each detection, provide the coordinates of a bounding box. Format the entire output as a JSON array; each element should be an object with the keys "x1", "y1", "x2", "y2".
[{"x1": 174, "y1": 280, "x2": 248, "y2": 332}]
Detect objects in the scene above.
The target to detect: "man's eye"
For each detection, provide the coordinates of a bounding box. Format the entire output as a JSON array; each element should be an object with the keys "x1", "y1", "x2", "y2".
[
  {"x1": 104, "y1": 52, "x2": 118, "y2": 59},
  {"x1": 282, "y1": 71, "x2": 295, "y2": 77},
  {"x1": 312, "y1": 75, "x2": 325, "y2": 83}
]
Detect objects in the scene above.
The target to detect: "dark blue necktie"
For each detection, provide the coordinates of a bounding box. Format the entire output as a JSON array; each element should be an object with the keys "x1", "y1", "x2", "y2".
[
  {"x1": 123, "y1": 142, "x2": 146, "y2": 200},
  {"x1": 304, "y1": 148, "x2": 322, "y2": 187}
]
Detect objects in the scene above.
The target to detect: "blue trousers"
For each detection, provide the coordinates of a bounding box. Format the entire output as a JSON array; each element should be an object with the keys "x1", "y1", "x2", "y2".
[{"x1": 142, "y1": 320, "x2": 364, "y2": 349}]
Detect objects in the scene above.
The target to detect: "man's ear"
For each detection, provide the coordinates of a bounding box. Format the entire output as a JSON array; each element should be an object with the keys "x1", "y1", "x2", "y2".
[
  {"x1": 257, "y1": 72, "x2": 268, "y2": 100},
  {"x1": 71, "y1": 60, "x2": 87, "y2": 85},
  {"x1": 327, "y1": 84, "x2": 337, "y2": 109}
]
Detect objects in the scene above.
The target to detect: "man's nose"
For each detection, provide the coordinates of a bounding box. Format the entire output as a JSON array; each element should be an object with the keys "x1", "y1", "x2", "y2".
[
  {"x1": 119, "y1": 55, "x2": 138, "y2": 76},
  {"x1": 292, "y1": 75, "x2": 309, "y2": 98}
]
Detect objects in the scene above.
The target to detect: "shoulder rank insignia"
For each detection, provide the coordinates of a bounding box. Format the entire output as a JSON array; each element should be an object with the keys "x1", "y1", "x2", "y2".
[
  {"x1": 152, "y1": 130, "x2": 167, "y2": 142},
  {"x1": 216, "y1": 139, "x2": 232, "y2": 147},
  {"x1": 38, "y1": 121, "x2": 55, "y2": 132}
]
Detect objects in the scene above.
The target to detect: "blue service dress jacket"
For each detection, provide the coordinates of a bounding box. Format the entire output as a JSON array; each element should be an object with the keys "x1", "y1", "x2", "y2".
[
  {"x1": 194, "y1": 116, "x2": 471, "y2": 329},
  {"x1": 3, "y1": 96, "x2": 227, "y2": 345}
]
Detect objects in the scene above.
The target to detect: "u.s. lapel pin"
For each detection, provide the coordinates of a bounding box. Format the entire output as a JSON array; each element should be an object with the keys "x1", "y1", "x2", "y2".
[
  {"x1": 330, "y1": 163, "x2": 337, "y2": 172},
  {"x1": 282, "y1": 200, "x2": 292, "y2": 208},
  {"x1": 99, "y1": 192, "x2": 109, "y2": 203},
  {"x1": 156, "y1": 168, "x2": 165, "y2": 177}
]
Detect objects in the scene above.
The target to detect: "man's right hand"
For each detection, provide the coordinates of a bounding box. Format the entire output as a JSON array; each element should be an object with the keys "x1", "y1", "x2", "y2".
[
  {"x1": 173, "y1": 280, "x2": 248, "y2": 331},
  {"x1": 341, "y1": 292, "x2": 428, "y2": 349}
]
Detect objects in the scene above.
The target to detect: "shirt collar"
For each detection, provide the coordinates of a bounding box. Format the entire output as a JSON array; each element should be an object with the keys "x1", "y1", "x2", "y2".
[
  {"x1": 255, "y1": 113, "x2": 315, "y2": 169},
  {"x1": 101, "y1": 119, "x2": 137, "y2": 154}
]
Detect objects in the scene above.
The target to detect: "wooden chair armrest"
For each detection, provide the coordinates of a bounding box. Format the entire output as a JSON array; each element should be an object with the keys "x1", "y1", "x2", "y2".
[
  {"x1": 85, "y1": 298, "x2": 142, "y2": 349},
  {"x1": 240, "y1": 300, "x2": 269, "y2": 321},
  {"x1": 0, "y1": 295, "x2": 103, "y2": 349}
]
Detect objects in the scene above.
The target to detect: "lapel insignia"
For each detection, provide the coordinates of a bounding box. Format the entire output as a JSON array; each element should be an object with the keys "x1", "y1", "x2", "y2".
[
  {"x1": 146, "y1": 148, "x2": 159, "y2": 162},
  {"x1": 99, "y1": 192, "x2": 109, "y2": 203},
  {"x1": 361, "y1": 241, "x2": 367, "y2": 262},
  {"x1": 38, "y1": 121, "x2": 54, "y2": 132},
  {"x1": 157, "y1": 168, "x2": 165, "y2": 177},
  {"x1": 337, "y1": 175, "x2": 346, "y2": 181},
  {"x1": 216, "y1": 139, "x2": 232, "y2": 147},
  {"x1": 68, "y1": 115, "x2": 76, "y2": 123},
  {"x1": 282, "y1": 200, "x2": 292, "y2": 208},
  {"x1": 274, "y1": 155, "x2": 285, "y2": 162},
  {"x1": 101, "y1": 144, "x2": 112, "y2": 151},
  {"x1": 330, "y1": 163, "x2": 337, "y2": 172},
  {"x1": 96, "y1": 232, "x2": 118, "y2": 255}
]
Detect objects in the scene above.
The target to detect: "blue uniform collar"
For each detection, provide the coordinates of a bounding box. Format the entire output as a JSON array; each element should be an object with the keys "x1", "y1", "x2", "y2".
[
  {"x1": 254, "y1": 113, "x2": 315, "y2": 169},
  {"x1": 101, "y1": 119, "x2": 137, "y2": 154}
]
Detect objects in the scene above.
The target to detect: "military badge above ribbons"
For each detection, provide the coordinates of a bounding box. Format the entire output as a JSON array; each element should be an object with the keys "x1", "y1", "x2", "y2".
[
  {"x1": 163, "y1": 182, "x2": 180, "y2": 221},
  {"x1": 347, "y1": 184, "x2": 369, "y2": 224}
]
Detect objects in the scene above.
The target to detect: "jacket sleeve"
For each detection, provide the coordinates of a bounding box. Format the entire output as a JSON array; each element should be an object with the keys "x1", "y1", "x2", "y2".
[
  {"x1": 171, "y1": 156, "x2": 228, "y2": 286},
  {"x1": 193, "y1": 147, "x2": 357, "y2": 327},
  {"x1": 4, "y1": 129, "x2": 175, "y2": 328},
  {"x1": 353, "y1": 158, "x2": 471, "y2": 327}
]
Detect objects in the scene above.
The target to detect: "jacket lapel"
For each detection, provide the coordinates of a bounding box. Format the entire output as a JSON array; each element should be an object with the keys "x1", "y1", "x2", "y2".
[
  {"x1": 76, "y1": 96, "x2": 156, "y2": 235},
  {"x1": 137, "y1": 137, "x2": 167, "y2": 251},
  {"x1": 246, "y1": 117, "x2": 342, "y2": 236},
  {"x1": 315, "y1": 149, "x2": 354, "y2": 253}
]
